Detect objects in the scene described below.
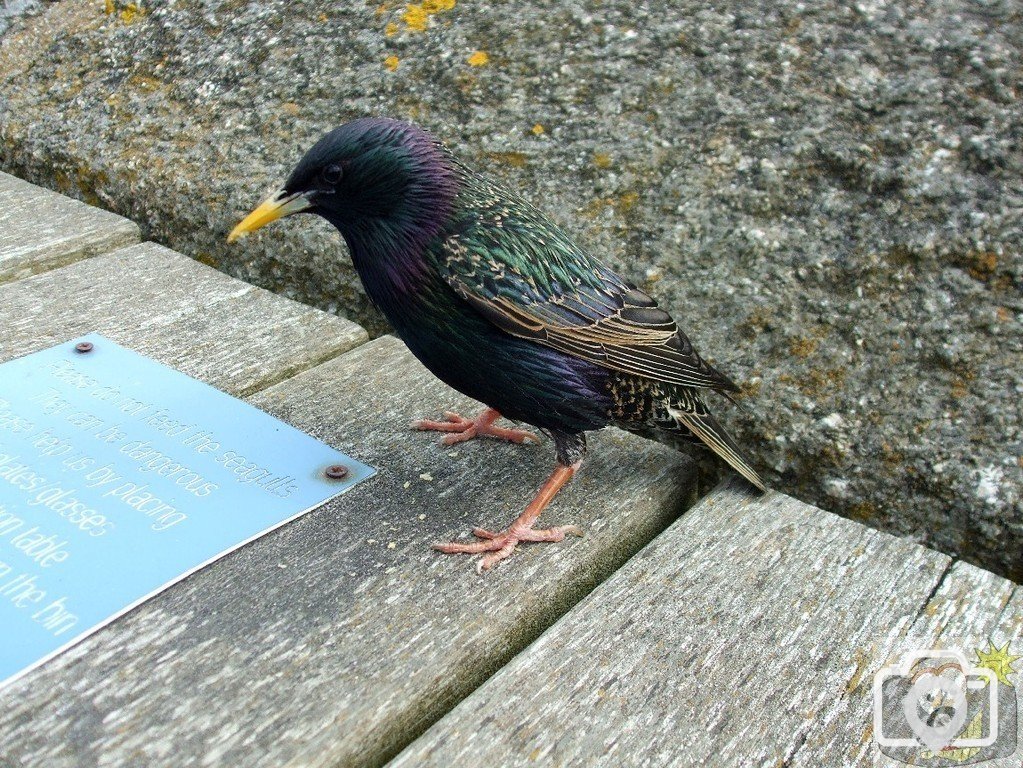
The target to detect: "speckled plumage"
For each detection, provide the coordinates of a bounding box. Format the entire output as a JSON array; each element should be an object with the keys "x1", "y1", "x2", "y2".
[{"x1": 273, "y1": 117, "x2": 765, "y2": 491}]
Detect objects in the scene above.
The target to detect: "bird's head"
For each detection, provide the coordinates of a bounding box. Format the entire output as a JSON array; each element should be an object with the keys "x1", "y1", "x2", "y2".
[{"x1": 228, "y1": 117, "x2": 457, "y2": 245}]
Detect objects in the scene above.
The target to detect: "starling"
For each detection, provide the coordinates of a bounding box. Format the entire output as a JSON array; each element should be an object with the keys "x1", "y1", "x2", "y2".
[{"x1": 229, "y1": 118, "x2": 765, "y2": 571}]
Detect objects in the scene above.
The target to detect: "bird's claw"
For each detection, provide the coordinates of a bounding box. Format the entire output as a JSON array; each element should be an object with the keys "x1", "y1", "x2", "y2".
[
  {"x1": 434, "y1": 523, "x2": 583, "y2": 571},
  {"x1": 412, "y1": 408, "x2": 540, "y2": 446}
]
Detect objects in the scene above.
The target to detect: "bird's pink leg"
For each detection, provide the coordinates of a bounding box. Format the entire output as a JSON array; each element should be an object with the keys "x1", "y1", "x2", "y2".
[
  {"x1": 412, "y1": 407, "x2": 539, "y2": 446},
  {"x1": 434, "y1": 461, "x2": 583, "y2": 571}
]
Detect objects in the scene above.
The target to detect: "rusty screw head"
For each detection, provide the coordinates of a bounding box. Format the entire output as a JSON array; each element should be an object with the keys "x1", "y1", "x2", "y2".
[
  {"x1": 325, "y1": 464, "x2": 349, "y2": 480},
  {"x1": 75, "y1": 341, "x2": 94, "y2": 353}
]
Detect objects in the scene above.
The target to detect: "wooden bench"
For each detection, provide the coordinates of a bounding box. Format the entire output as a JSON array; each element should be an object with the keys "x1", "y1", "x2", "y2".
[
  {"x1": 0, "y1": 171, "x2": 139, "y2": 285},
  {"x1": 0, "y1": 173, "x2": 696, "y2": 766},
  {"x1": 393, "y1": 481, "x2": 1023, "y2": 767},
  {"x1": 1, "y1": 172, "x2": 1018, "y2": 767}
]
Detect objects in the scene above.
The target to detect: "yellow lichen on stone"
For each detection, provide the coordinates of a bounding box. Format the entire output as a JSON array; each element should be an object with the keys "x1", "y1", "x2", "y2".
[
  {"x1": 119, "y1": 3, "x2": 141, "y2": 23},
  {"x1": 848, "y1": 501, "x2": 876, "y2": 522},
  {"x1": 399, "y1": 0, "x2": 454, "y2": 33},
  {"x1": 964, "y1": 249, "x2": 998, "y2": 281},
  {"x1": 127, "y1": 74, "x2": 162, "y2": 92},
  {"x1": 104, "y1": 0, "x2": 115, "y2": 14},
  {"x1": 402, "y1": 4, "x2": 429, "y2": 31},
  {"x1": 788, "y1": 336, "x2": 817, "y2": 358},
  {"x1": 384, "y1": 55, "x2": 400, "y2": 71},
  {"x1": 195, "y1": 251, "x2": 219, "y2": 268},
  {"x1": 581, "y1": 191, "x2": 641, "y2": 218},
  {"x1": 486, "y1": 151, "x2": 529, "y2": 167},
  {"x1": 385, "y1": 21, "x2": 398, "y2": 36},
  {"x1": 467, "y1": 50, "x2": 489, "y2": 67},
  {"x1": 531, "y1": 123, "x2": 545, "y2": 135},
  {"x1": 593, "y1": 152, "x2": 612, "y2": 169},
  {"x1": 616, "y1": 191, "x2": 639, "y2": 213}
]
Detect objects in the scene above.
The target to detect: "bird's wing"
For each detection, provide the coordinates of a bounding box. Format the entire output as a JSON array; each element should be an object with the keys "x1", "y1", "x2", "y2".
[{"x1": 436, "y1": 211, "x2": 739, "y2": 392}]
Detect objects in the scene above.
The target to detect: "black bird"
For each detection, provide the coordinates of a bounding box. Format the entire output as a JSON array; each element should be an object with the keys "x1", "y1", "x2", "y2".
[{"x1": 230, "y1": 118, "x2": 764, "y2": 570}]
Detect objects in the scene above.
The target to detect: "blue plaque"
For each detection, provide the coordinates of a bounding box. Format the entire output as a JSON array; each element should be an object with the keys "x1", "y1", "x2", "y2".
[{"x1": 0, "y1": 333, "x2": 374, "y2": 688}]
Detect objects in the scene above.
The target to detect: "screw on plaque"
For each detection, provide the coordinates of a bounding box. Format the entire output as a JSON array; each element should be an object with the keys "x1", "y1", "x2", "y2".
[
  {"x1": 325, "y1": 464, "x2": 349, "y2": 480},
  {"x1": 75, "y1": 341, "x2": 94, "y2": 353}
]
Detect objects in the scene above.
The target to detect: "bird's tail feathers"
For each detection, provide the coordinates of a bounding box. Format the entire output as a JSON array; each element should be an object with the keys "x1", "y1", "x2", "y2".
[{"x1": 666, "y1": 406, "x2": 766, "y2": 492}]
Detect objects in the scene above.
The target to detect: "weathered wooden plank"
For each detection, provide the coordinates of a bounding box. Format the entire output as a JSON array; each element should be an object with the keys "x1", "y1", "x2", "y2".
[
  {"x1": 0, "y1": 241, "x2": 368, "y2": 395},
  {"x1": 0, "y1": 335, "x2": 697, "y2": 768},
  {"x1": 794, "y1": 560, "x2": 1022, "y2": 767},
  {"x1": 0, "y1": 171, "x2": 139, "y2": 283},
  {"x1": 387, "y1": 480, "x2": 987, "y2": 767}
]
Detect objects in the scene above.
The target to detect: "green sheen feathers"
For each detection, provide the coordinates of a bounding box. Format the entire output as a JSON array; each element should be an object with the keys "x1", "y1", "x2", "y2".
[{"x1": 434, "y1": 170, "x2": 739, "y2": 392}]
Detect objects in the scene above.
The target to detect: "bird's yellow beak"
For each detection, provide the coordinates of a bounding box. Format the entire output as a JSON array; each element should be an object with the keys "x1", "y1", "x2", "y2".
[{"x1": 227, "y1": 190, "x2": 313, "y2": 243}]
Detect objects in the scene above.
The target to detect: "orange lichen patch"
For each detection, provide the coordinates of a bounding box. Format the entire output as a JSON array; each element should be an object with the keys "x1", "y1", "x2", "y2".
[
  {"x1": 120, "y1": 72, "x2": 158, "y2": 91},
  {"x1": 616, "y1": 191, "x2": 639, "y2": 213},
  {"x1": 950, "y1": 369, "x2": 975, "y2": 399},
  {"x1": 788, "y1": 336, "x2": 817, "y2": 358},
  {"x1": 798, "y1": 367, "x2": 846, "y2": 398},
  {"x1": 582, "y1": 191, "x2": 642, "y2": 218},
  {"x1": 318, "y1": 12, "x2": 328, "y2": 22},
  {"x1": 467, "y1": 50, "x2": 490, "y2": 67},
  {"x1": 194, "y1": 251, "x2": 219, "y2": 269},
  {"x1": 485, "y1": 151, "x2": 528, "y2": 167},
  {"x1": 531, "y1": 123, "x2": 545, "y2": 136},
  {"x1": 740, "y1": 378, "x2": 762, "y2": 397},
  {"x1": 385, "y1": 21, "x2": 399, "y2": 36},
  {"x1": 592, "y1": 152, "x2": 612, "y2": 169},
  {"x1": 880, "y1": 442, "x2": 904, "y2": 465},
  {"x1": 848, "y1": 501, "x2": 876, "y2": 522},
  {"x1": 817, "y1": 443, "x2": 846, "y2": 466},
  {"x1": 384, "y1": 55, "x2": 400, "y2": 71},
  {"x1": 738, "y1": 309, "x2": 774, "y2": 337},
  {"x1": 965, "y1": 250, "x2": 998, "y2": 281}
]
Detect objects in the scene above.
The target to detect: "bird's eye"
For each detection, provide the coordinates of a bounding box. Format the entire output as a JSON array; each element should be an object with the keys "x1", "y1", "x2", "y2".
[{"x1": 321, "y1": 164, "x2": 343, "y2": 185}]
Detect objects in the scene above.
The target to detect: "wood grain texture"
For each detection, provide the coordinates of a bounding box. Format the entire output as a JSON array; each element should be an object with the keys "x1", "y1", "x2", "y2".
[
  {"x1": 0, "y1": 241, "x2": 368, "y2": 395},
  {"x1": 0, "y1": 335, "x2": 698, "y2": 768},
  {"x1": 389, "y1": 480, "x2": 1020, "y2": 768},
  {"x1": 0, "y1": 171, "x2": 139, "y2": 283},
  {"x1": 796, "y1": 559, "x2": 1022, "y2": 767}
]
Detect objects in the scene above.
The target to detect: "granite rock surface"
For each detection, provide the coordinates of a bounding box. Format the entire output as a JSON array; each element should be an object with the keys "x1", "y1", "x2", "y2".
[{"x1": 0, "y1": 0, "x2": 1020, "y2": 577}]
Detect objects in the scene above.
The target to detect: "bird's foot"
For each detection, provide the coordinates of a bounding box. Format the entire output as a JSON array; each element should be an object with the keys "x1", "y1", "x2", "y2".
[
  {"x1": 411, "y1": 407, "x2": 539, "y2": 446},
  {"x1": 434, "y1": 522, "x2": 583, "y2": 572},
  {"x1": 433, "y1": 461, "x2": 582, "y2": 572}
]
